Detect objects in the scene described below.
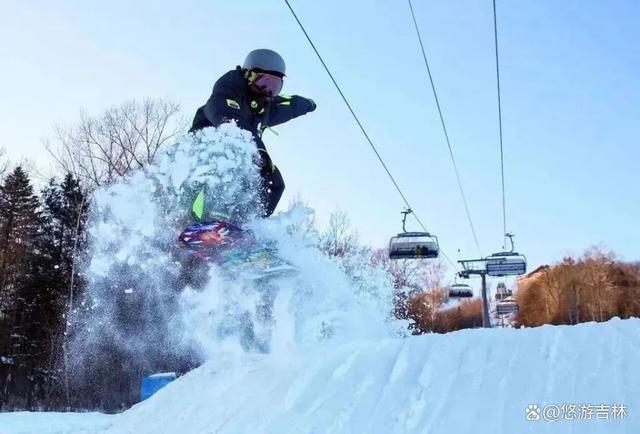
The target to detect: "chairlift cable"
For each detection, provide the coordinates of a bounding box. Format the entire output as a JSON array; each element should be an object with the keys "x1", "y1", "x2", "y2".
[
  {"x1": 486, "y1": 3, "x2": 526, "y2": 278},
  {"x1": 282, "y1": 0, "x2": 410, "y2": 217},
  {"x1": 492, "y1": 0, "x2": 508, "y2": 249},
  {"x1": 282, "y1": 0, "x2": 456, "y2": 268},
  {"x1": 407, "y1": 0, "x2": 482, "y2": 257}
]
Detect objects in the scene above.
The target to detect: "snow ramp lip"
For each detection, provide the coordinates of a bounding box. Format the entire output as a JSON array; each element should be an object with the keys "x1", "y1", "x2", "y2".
[
  {"x1": 99, "y1": 318, "x2": 639, "y2": 434},
  {"x1": 1, "y1": 318, "x2": 636, "y2": 434}
]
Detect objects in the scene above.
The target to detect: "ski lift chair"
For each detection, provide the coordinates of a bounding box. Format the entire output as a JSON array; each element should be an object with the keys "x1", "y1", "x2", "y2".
[
  {"x1": 485, "y1": 233, "x2": 527, "y2": 277},
  {"x1": 389, "y1": 232, "x2": 439, "y2": 259},
  {"x1": 496, "y1": 299, "x2": 519, "y2": 315},
  {"x1": 389, "y1": 209, "x2": 439, "y2": 260},
  {"x1": 449, "y1": 283, "x2": 473, "y2": 298}
]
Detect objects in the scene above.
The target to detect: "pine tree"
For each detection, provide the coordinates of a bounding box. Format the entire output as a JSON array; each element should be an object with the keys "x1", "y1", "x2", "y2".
[
  {"x1": 0, "y1": 166, "x2": 43, "y2": 409},
  {"x1": 41, "y1": 174, "x2": 88, "y2": 305},
  {"x1": 0, "y1": 172, "x2": 89, "y2": 409},
  {"x1": 34, "y1": 174, "x2": 88, "y2": 408}
]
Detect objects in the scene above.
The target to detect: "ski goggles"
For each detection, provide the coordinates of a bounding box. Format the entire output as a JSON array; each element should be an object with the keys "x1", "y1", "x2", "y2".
[{"x1": 251, "y1": 72, "x2": 283, "y2": 96}]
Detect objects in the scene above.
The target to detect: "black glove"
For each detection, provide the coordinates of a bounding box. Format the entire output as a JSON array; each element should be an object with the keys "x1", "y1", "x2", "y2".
[{"x1": 307, "y1": 98, "x2": 317, "y2": 112}]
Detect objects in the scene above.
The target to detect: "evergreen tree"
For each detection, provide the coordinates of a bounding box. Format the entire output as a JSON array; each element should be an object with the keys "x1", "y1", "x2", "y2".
[
  {"x1": 41, "y1": 173, "x2": 88, "y2": 305},
  {"x1": 0, "y1": 166, "x2": 43, "y2": 409},
  {"x1": 34, "y1": 174, "x2": 88, "y2": 408},
  {"x1": 0, "y1": 169, "x2": 88, "y2": 409}
]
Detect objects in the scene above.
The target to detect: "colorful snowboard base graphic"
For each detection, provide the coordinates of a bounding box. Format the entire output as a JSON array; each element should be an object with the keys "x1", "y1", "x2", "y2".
[{"x1": 178, "y1": 220, "x2": 296, "y2": 279}]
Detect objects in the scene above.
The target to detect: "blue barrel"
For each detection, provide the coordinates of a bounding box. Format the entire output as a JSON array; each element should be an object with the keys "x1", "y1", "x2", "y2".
[{"x1": 140, "y1": 372, "x2": 177, "y2": 401}]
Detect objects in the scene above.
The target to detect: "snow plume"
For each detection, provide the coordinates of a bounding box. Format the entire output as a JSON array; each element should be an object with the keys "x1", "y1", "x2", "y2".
[
  {"x1": 179, "y1": 208, "x2": 405, "y2": 359},
  {"x1": 68, "y1": 123, "x2": 401, "y2": 382},
  {"x1": 68, "y1": 123, "x2": 262, "y2": 376}
]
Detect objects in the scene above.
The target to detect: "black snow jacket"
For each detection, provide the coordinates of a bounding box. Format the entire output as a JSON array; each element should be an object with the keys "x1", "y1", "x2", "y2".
[{"x1": 190, "y1": 66, "x2": 315, "y2": 154}]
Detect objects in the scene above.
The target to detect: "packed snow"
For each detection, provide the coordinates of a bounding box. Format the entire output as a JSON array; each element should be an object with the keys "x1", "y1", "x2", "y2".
[
  {"x1": 104, "y1": 318, "x2": 640, "y2": 434},
  {"x1": 0, "y1": 412, "x2": 114, "y2": 433},
  {"x1": 1, "y1": 318, "x2": 638, "y2": 433},
  {"x1": 1, "y1": 124, "x2": 637, "y2": 433}
]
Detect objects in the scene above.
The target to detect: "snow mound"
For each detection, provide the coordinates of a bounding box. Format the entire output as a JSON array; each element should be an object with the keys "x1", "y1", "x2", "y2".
[
  {"x1": 1, "y1": 319, "x2": 637, "y2": 433},
  {"x1": 99, "y1": 318, "x2": 639, "y2": 434}
]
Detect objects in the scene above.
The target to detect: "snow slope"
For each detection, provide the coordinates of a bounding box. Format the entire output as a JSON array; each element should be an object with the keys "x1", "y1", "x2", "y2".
[
  {"x1": 101, "y1": 318, "x2": 640, "y2": 434},
  {"x1": 4, "y1": 318, "x2": 636, "y2": 434},
  {"x1": 0, "y1": 412, "x2": 114, "y2": 434}
]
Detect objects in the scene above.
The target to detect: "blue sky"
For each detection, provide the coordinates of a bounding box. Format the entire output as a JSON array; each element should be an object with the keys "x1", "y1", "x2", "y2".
[{"x1": 1, "y1": 0, "x2": 638, "y2": 279}]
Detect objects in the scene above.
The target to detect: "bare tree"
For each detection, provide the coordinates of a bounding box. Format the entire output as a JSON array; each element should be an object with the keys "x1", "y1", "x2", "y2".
[
  {"x1": 515, "y1": 246, "x2": 638, "y2": 327},
  {"x1": 46, "y1": 98, "x2": 184, "y2": 189},
  {"x1": 320, "y1": 211, "x2": 360, "y2": 257},
  {"x1": 371, "y1": 247, "x2": 447, "y2": 326},
  {"x1": 371, "y1": 249, "x2": 444, "y2": 292},
  {"x1": 407, "y1": 287, "x2": 449, "y2": 334},
  {"x1": 284, "y1": 195, "x2": 318, "y2": 239},
  {"x1": 581, "y1": 247, "x2": 616, "y2": 322}
]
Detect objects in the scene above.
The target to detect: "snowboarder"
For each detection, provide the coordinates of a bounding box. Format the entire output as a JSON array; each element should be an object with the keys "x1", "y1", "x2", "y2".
[{"x1": 190, "y1": 48, "x2": 316, "y2": 218}]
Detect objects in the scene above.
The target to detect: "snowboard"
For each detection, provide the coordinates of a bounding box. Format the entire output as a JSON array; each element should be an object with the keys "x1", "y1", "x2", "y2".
[{"x1": 178, "y1": 219, "x2": 296, "y2": 279}]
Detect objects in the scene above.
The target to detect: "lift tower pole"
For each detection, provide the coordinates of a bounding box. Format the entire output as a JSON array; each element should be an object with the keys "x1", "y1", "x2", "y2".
[
  {"x1": 458, "y1": 258, "x2": 493, "y2": 328},
  {"x1": 480, "y1": 273, "x2": 490, "y2": 328}
]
